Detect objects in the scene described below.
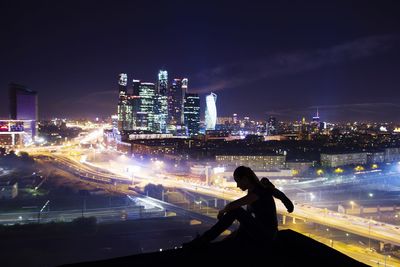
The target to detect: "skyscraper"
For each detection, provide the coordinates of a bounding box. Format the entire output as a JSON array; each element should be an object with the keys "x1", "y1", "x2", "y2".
[
  {"x1": 266, "y1": 116, "x2": 278, "y2": 135},
  {"x1": 205, "y1": 92, "x2": 217, "y2": 130},
  {"x1": 312, "y1": 108, "x2": 320, "y2": 124},
  {"x1": 9, "y1": 83, "x2": 38, "y2": 140},
  {"x1": 168, "y1": 78, "x2": 187, "y2": 129},
  {"x1": 131, "y1": 79, "x2": 141, "y2": 129},
  {"x1": 311, "y1": 108, "x2": 322, "y2": 132},
  {"x1": 184, "y1": 93, "x2": 200, "y2": 136},
  {"x1": 138, "y1": 82, "x2": 156, "y2": 131},
  {"x1": 154, "y1": 70, "x2": 169, "y2": 133},
  {"x1": 117, "y1": 73, "x2": 132, "y2": 131},
  {"x1": 157, "y1": 70, "x2": 168, "y2": 95}
]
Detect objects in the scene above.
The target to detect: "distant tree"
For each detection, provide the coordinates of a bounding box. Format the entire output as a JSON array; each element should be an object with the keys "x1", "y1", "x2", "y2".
[
  {"x1": 144, "y1": 183, "x2": 164, "y2": 199},
  {"x1": 19, "y1": 152, "x2": 35, "y2": 165}
]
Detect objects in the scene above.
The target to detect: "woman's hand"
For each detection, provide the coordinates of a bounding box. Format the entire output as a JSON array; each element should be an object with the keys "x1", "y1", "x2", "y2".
[{"x1": 217, "y1": 209, "x2": 226, "y2": 220}]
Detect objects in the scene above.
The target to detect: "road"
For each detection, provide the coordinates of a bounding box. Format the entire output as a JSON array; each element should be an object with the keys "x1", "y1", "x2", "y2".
[
  {"x1": 27, "y1": 148, "x2": 400, "y2": 248},
  {"x1": 0, "y1": 205, "x2": 164, "y2": 225}
]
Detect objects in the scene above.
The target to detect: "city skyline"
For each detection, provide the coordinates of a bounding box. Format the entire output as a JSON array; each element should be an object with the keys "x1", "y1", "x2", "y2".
[
  {"x1": 2, "y1": 2, "x2": 400, "y2": 265},
  {"x1": 1, "y1": 1, "x2": 400, "y2": 121}
]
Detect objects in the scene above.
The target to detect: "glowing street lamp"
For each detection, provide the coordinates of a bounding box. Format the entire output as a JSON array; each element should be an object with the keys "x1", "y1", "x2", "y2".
[
  {"x1": 334, "y1": 168, "x2": 344, "y2": 174},
  {"x1": 350, "y1": 201, "x2": 355, "y2": 210},
  {"x1": 354, "y1": 165, "x2": 364, "y2": 172}
]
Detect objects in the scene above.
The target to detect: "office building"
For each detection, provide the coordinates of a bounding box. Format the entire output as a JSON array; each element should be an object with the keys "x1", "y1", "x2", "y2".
[
  {"x1": 215, "y1": 154, "x2": 286, "y2": 171},
  {"x1": 168, "y1": 78, "x2": 186, "y2": 127},
  {"x1": 154, "y1": 70, "x2": 169, "y2": 133},
  {"x1": 138, "y1": 82, "x2": 156, "y2": 131},
  {"x1": 184, "y1": 93, "x2": 200, "y2": 136},
  {"x1": 9, "y1": 83, "x2": 38, "y2": 141},
  {"x1": 205, "y1": 92, "x2": 217, "y2": 130},
  {"x1": 117, "y1": 73, "x2": 132, "y2": 131},
  {"x1": 320, "y1": 152, "x2": 368, "y2": 167},
  {"x1": 266, "y1": 116, "x2": 278, "y2": 135}
]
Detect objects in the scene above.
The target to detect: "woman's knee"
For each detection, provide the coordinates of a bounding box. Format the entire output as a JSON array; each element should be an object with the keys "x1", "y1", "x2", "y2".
[{"x1": 225, "y1": 207, "x2": 247, "y2": 218}]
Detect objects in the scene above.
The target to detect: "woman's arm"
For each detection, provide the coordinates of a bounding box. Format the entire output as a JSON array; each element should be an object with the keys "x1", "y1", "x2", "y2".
[
  {"x1": 218, "y1": 193, "x2": 258, "y2": 219},
  {"x1": 271, "y1": 188, "x2": 294, "y2": 213}
]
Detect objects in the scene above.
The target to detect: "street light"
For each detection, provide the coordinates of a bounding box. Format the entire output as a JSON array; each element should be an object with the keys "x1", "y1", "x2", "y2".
[{"x1": 350, "y1": 201, "x2": 355, "y2": 211}]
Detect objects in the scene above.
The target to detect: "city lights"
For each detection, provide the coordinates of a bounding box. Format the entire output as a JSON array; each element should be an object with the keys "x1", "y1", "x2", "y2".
[{"x1": 2, "y1": 2, "x2": 400, "y2": 265}]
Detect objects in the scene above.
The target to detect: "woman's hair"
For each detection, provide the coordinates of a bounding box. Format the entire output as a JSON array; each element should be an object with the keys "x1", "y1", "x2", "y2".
[
  {"x1": 260, "y1": 177, "x2": 275, "y2": 188},
  {"x1": 233, "y1": 166, "x2": 261, "y2": 186}
]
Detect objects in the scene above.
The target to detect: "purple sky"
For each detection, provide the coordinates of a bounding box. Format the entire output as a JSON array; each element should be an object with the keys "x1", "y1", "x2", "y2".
[{"x1": 1, "y1": 1, "x2": 400, "y2": 122}]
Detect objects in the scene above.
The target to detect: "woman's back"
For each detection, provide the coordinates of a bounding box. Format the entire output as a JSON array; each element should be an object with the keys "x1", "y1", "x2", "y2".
[{"x1": 248, "y1": 184, "x2": 278, "y2": 236}]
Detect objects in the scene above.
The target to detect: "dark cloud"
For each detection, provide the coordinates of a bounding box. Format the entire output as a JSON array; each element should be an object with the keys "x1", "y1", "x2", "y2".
[
  {"x1": 266, "y1": 102, "x2": 400, "y2": 122},
  {"x1": 193, "y1": 34, "x2": 400, "y2": 93}
]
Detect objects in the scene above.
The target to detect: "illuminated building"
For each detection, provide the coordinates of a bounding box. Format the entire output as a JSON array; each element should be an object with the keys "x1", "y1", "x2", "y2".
[
  {"x1": 154, "y1": 70, "x2": 169, "y2": 133},
  {"x1": 205, "y1": 92, "x2": 217, "y2": 130},
  {"x1": 217, "y1": 117, "x2": 232, "y2": 124},
  {"x1": 138, "y1": 82, "x2": 156, "y2": 131},
  {"x1": 168, "y1": 78, "x2": 186, "y2": 131},
  {"x1": 0, "y1": 120, "x2": 34, "y2": 147},
  {"x1": 233, "y1": 113, "x2": 238, "y2": 124},
  {"x1": 311, "y1": 108, "x2": 324, "y2": 132},
  {"x1": 157, "y1": 70, "x2": 168, "y2": 95},
  {"x1": 184, "y1": 93, "x2": 200, "y2": 136},
  {"x1": 118, "y1": 73, "x2": 128, "y2": 93},
  {"x1": 215, "y1": 154, "x2": 286, "y2": 171},
  {"x1": 131, "y1": 79, "x2": 141, "y2": 129},
  {"x1": 320, "y1": 152, "x2": 368, "y2": 167},
  {"x1": 312, "y1": 108, "x2": 320, "y2": 124},
  {"x1": 111, "y1": 115, "x2": 119, "y2": 133},
  {"x1": 9, "y1": 83, "x2": 38, "y2": 141},
  {"x1": 266, "y1": 116, "x2": 278, "y2": 135},
  {"x1": 117, "y1": 73, "x2": 132, "y2": 131}
]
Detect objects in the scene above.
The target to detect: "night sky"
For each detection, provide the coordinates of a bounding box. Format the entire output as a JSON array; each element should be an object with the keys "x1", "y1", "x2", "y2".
[{"x1": 1, "y1": 1, "x2": 400, "y2": 122}]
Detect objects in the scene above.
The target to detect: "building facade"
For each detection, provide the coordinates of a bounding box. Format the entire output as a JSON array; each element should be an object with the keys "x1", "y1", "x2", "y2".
[
  {"x1": 9, "y1": 83, "x2": 38, "y2": 140},
  {"x1": 184, "y1": 93, "x2": 200, "y2": 136},
  {"x1": 320, "y1": 152, "x2": 368, "y2": 167},
  {"x1": 117, "y1": 73, "x2": 133, "y2": 131},
  {"x1": 215, "y1": 154, "x2": 286, "y2": 171},
  {"x1": 154, "y1": 70, "x2": 169, "y2": 133},
  {"x1": 167, "y1": 78, "x2": 187, "y2": 134},
  {"x1": 138, "y1": 83, "x2": 156, "y2": 132},
  {"x1": 205, "y1": 92, "x2": 217, "y2": 130}
]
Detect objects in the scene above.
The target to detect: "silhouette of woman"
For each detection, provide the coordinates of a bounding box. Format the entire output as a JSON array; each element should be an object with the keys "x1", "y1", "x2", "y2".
[{"x1": 183, "y1": 166, "x2": 294, "y2": 249}]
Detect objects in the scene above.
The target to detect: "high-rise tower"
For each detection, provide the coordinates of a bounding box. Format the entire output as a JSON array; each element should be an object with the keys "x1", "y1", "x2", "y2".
[
  {"x1": 155, "y1": 70, "x2": 169, "y2": 133},
  {"x1": 9, "y1": 83, "x2": 38, "y2": 142},
  {"x1": 168, "y1": 78, "x2": 186, "y2": 127},
  {"x1": 184, "y1": 93, "x2": 200, "y2": 136},
  {"x1": 117, "y1": 73, "x2": 132, "y2": 131},
  {"x1": 205, "y1": 92, "x2": 217, "y2": 130},
  {"x1": 138, "y1": 82, "x2": 156, "y2": 131}
]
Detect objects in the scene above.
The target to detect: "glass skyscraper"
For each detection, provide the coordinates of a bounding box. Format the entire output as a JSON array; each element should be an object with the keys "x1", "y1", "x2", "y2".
[
  {"x1": 168, "y1": 78, "x2": 187, "y2": 131},
  {"x1": 154, "y1": 70, "x2": 169, "y2": 133},
  {"x1": 139, "y1": 82, "x2": 156, "y2": 131},
  {"x1": 184, "y1": 93, "x2": 200, "y2": 136},
  {"x1": 205, "y1": 92, "x2": 217, "y2": 130},
  {"x1": 117, "y1": 73, "x2": 132, "y2": 131}
]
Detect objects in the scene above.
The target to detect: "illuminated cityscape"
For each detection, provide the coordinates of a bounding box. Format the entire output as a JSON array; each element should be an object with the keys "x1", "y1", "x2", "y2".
[{"x1": 1, "y1": 1, "x2": 400, "y2": 267}]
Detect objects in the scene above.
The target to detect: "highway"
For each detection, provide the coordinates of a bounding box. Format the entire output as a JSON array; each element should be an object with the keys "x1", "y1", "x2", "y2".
[
  {"x1": 0, "y1": 205, "x2": 164, "y2": 225},
  {"x1": 28, "y1": 148, "x2": 400, "y2": 248}
]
